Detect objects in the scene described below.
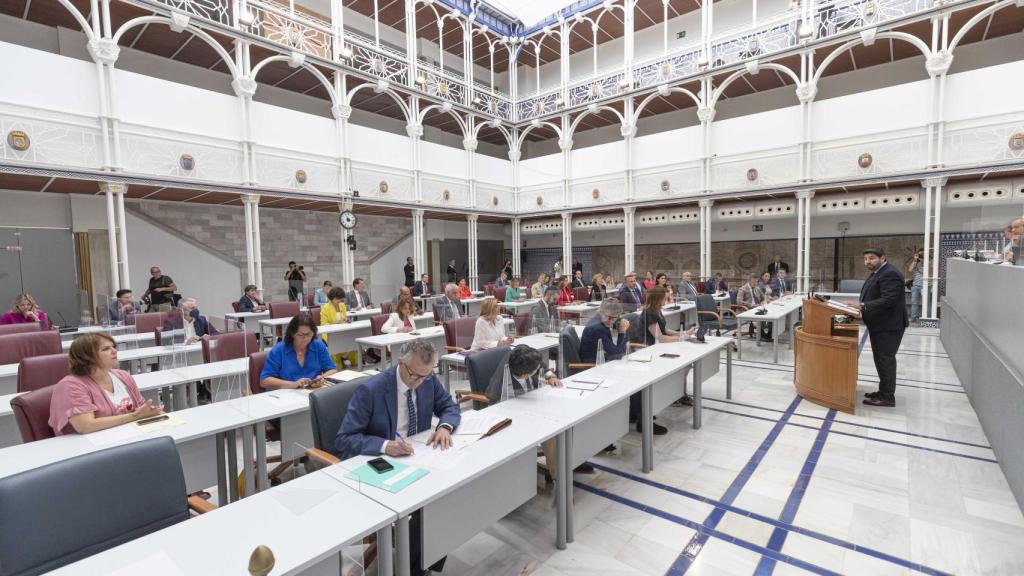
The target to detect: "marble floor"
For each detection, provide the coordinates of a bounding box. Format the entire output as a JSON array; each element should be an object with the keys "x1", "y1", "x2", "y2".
[{"x1": 435, "y1": 327, "x2": 1024, "y2": 576}]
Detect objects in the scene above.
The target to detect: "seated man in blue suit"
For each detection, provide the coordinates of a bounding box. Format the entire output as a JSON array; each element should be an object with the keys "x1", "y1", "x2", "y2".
[
  {"x1": 704, "y1": 272, "x2": 728, "y2": 294},
  {"x1": 770, "y1": 269, "x2": 794, "y2": 295},
  {"x1": 617, "y1": 273, "x2": 644, "y2": 312},
  {"x1": 412, "y1": 273, "x2": 434, "y2": 297},
  {"x1": 336, "y1": 338, "x2": 460, "y2": 575}
]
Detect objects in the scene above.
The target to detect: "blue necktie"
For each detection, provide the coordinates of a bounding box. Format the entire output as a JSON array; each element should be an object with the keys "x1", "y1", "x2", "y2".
[{"x1": 406, "y1": 389, "x2": 418, "y2": 436}]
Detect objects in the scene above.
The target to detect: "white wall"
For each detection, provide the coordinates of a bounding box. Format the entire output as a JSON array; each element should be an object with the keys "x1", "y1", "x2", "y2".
[
  {"x1": 369, "y1": 234, "x2": 413, "y2": 303},
  {"x1": 125, "y1": 212, "x2": 240, "y2": 318}
]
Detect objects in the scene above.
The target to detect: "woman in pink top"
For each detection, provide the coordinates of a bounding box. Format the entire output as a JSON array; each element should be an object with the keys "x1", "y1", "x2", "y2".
[
  {"x1": 49, "y1": 333, "x2": 163, "y2": 435},
  {"x1": 0, "y1": 294, "x2": 51, "y2": 331}
]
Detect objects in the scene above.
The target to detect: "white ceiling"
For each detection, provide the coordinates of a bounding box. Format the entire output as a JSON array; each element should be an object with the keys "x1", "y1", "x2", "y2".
[{"x1": 485, "y1": 0, "x2": 580, "y2": 28}]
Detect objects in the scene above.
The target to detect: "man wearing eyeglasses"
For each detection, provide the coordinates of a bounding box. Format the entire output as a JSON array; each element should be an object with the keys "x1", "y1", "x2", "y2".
[{"x1": 335, "y1": 338, "x2": 460, "y2": 574}]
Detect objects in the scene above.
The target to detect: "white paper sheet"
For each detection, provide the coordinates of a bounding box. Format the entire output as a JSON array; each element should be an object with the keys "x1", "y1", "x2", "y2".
[
  {"x1": 265, "y1": 391, "x2": 312, "y2": 408},
  {"x1": 563, "y1": 380, "x2": 600, "y2": 392},
  {"x1": 402, "y1": 444, "x2": 468, "y2": 471},
  {"x1": 454, "y1": 411, "x2": 510, "y2": 435}
]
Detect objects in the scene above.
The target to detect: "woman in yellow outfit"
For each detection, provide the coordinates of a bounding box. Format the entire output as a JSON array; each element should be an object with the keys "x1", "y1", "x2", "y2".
[{"x1": 320, "y1": 286, "x2": 358, "y2": 368}]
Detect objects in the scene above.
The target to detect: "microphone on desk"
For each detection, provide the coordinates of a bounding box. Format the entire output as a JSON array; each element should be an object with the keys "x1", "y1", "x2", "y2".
[{"x1": 55, "y1": 311, "x2": 69, "y2": 330}]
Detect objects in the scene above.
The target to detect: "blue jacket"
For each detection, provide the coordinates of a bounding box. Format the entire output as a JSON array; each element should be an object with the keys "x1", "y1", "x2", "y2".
[
  {"x1": 579, "y1": 314, "x2": 627, "y2": 363},
  {"x1": 335, "y1": 365, "x2": 461, "y2": 459},
  {"x1": 617, "y1": 285, "x2": 644, "y2": 311},
  {"x1": 770, "y1": 277, "x2": 793, "y2": 295},
  {"x1": 412, "y1": 281, "x2": 434, "y2": 297}
]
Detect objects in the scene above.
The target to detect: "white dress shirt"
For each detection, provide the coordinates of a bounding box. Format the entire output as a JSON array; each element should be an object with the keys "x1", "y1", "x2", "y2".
[
  {"x1": 471, "y1": 317, "x2": 506, "y2": 350},
  {"x1": 354, "y1": 291, "x2": 364, "y2": 308},
  {"x1": 380, "y1": 372, "x2": 417, "y2": 454}
]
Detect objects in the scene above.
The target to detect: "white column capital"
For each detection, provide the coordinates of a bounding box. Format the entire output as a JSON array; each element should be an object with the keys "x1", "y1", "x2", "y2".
[
  {"x1": 698, "y1": 198, "x2": 714, "y2": 208},
  {"x1": 331, "y1": 104, "x2": 353, "y2": 120},
  {"x1": 462, "y1": 137, "x2": 478, "y2": 152},
  {"x1": 696, "y1": 107, "x2": 715, "y2": 123},
  {"x1": 620, "y1": 123, "x2": 636, "y2": 138},
  {"x1": 87, "y1": 38, "x2": 120, "y2": 65},
  {"x1": 558, "y1": 138, "x2": 573, "y2": 151},
  {"x1": 467, "y1": 214, "x2": 478, "y2": 222},
  {"x1": 98, "y1": 182, "x2": 127, "y2": 195},
  {"x1": 373, "y1": 79, "x2": 391, "y2": 93},
  {"x1": 507, "y1": 149, "x2": 521, "y2": 162},
  {"x1": 795, "y1": 189, "x2": 816, "y2": 199},
  {"x1": 412, "y1": 208, "x2": 425, "y2": 217},
  {"x1": 169, "y1": 11, "x2": 191, "y2": 33},
  {"x1": 406, "y1": 123, "x2": 423, "y2": 138},
  {"x1": 623, "y1": 206, "x2": 635, "y2": 215},
  {"x1": 338, "y1": 200, "x2": 353, "y2": 212},
  {"x1": 795, "y1": 81, "x2": 817, "y2": 103},
  {"x1": 560, "y1": 212, "x2": 573, "y2": 221},
  {"x1": 241, "y1": 194, "x2": 260, "y2": 204},
  {"x1": 921, "y1": 177, "x2": 948, "y2": 188},
  {"x1": 231, "y1": 76, "x2": 257, "y2": 98},
  {"x1": 925, "y1": 52, "x2": 953, "y2": 77},
  {"x1": 511, "y1": 217, "x2": 521, "y2": 225}
]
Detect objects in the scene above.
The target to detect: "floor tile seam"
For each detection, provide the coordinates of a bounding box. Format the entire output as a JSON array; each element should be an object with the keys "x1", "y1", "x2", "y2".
[
  {"x1": 724, "y1": 358, "x2": 963, "y2": 388},
  {"x1": 702, "y1": 406, "x2": 999, "y2": 464},
  {"x1": 702, "y1": 397, "x2": 993, "y2": 450}
]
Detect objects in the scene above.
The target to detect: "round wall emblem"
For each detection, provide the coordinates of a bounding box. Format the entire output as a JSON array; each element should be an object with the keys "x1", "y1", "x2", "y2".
[
  {"x1": 591, "y1": 188, "x2": 600, "y2": 199},
  {"x1": 6, "y1": 130, "x2": 30, "y2": 151},
  {"x1": 378, "y1": 180, "x2": 388, "y2": 194},
  {"x1": 746, "y1": 168, "x2": 758, "y2": 182},
  {"x1": 536, "y1": 196, "x2": 544, "y2": 206},
  {"x1": 1009, "y1": 133, "x2": 1024, "y2": 151},
  {"x1": 179, "y1": 154, "x2": 195, "y2": 171},
  {"x1": 659, "y1": 62, "x2": 672, "y2": 77},
  {"x1": 858, "y1": 152, "x2": 873, "y2": 168},
  {"x1": 660, "y1": 180, "x2": 671, "y2": 192},
  {"x1": 492, "y1": 196, "x2": 499, "y2": 206},
  {"x1": 442, "y1": 189, "x2": 450, "y2": 201},
  {"x1": 295, "y1": 169, "x2": 307, "y2": 183},
  {"x1": 738, "y1": 252, "x2": 757, "y2": 270}
]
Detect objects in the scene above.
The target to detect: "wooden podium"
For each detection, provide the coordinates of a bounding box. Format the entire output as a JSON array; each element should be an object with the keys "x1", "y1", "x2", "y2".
[{"x1": 794, "y1": 298, "x2": 860, "y2": 414}]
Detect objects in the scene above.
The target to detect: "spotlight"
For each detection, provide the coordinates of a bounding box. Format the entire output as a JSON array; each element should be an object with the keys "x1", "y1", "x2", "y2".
[
  {"x1": 346, "y1": 235, "x2": 357, "y2": 250},
  {"x1": 352, "y1": 190, "x2": 360, "y2": 198},
  {"x1": 340, "y1": 46, "x2": 354, "y2": 59}
]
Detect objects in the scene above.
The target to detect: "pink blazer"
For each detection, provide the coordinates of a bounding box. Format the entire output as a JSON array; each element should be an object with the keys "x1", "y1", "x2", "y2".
[{"x1": 48, "y1": 369, "x2": 146, "y2": 436}]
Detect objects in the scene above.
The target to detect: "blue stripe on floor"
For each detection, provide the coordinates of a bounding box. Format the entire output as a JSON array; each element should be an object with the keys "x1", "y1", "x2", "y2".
[
  {"x1": 702, "y1": 406, "x2": 999, "y2": 464},
  {"x1": 703, "y1": 396, "x2": 992, "y2": 450},
  {"x1": 585, "y1": 462, "x2": 953, "y2": 576},
  {"x1": 755, "y1": 409, "x2": 837, "y2": 575},
  {"x1": 724, "y1": 359, "x2": 966, "y2": 393},
  {"x1": 668, "y1": 396, "x2": 803, "y2": 575}
]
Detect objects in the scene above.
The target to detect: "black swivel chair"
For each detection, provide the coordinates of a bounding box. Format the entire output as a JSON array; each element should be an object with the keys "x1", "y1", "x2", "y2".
[
  {"x1": 559, "y1": 324, "x2": 595, "y2": 377},
  {"x1": 305, "y1": 377, "x2": 370, "y2": 468},
  {"x1": 455, "y1": 346, "x2": 512, "y2": 409},
  {"x1": 696, "y1": 294, "x2": 738, "y2": 337},
  {"x1": 0, "y1": 437, "x2": 213, "y2": 576}
]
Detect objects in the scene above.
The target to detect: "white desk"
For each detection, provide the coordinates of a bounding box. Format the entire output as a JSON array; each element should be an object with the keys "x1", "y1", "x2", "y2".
[
  {"x1": 734, "y1": 295, "x2": 805, "y2": 363},
  {"x1": 355, "y1": 325, "x2": 448, "y2": 370},
  {"x1": 47, "y1": 469, "x2": 397, "y2": 576},
  {"x1": 496, "y1": 298, "x2": 539, "y2": 313},
  {"x1": 262, "y1": 313, "x2": 434, "y2": 350},
  {"x1": 437, "y1": 332, "x2": 562, "y2": 390},
  {"x1": 348, "y1": 306, "x2": 383, "y2": 320},
  {"x1": 224, "y1": 310, "x2": 269, "y2": 333},
  {"x1": 329, "y1": 408, "x2": 566, "y2": 576},
  {"x1": 557, "y1": 302, "x2": 602, "y2": 321},
  {"x1": 458, "y1": 296, "x2": 491, "y2": 317},
  {"x1": 59, "y1": 324, "x2": 141, "y2": 341},
  {"x1": 60, "y1": 330, "x2": 158, "y2": 351},
  {"x1": 319, "y1": 313, "x2": 434, "y2": 358}
]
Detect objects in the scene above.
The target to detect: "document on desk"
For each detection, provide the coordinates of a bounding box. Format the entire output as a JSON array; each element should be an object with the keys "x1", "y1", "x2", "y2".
[
  {"x1": 345, "y1": 460, "x2": 428, "y2": 493},
  {"x1": 455, "y1": 411, "x2": 512, "y2": 436},
  {"x1": 328, "y1": 369, "x2": 369, "y2": 383},
  {"x1": 266, "y1": 390, "x2": 312, "y2": 407},
  {"x1": 134, "y1": 413, "x2": 186, "y2": 433},
  {"x1": 83, "y1": 423, "x2": 143, "y2": 446},
  {"x1": 827, "y1": 300, "x2": 861, "y2": 316},
  {"x1": 563, "y1": 379, "x2": 601, "y2": 392},
  {"x1": 403, "y1": 441, "x2": 469, "y2": 471}
]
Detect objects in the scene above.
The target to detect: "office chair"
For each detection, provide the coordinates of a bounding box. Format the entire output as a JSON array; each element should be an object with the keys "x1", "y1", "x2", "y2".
[{"x1": 16, "y1": 353, "x2": 70, "y2": 394}]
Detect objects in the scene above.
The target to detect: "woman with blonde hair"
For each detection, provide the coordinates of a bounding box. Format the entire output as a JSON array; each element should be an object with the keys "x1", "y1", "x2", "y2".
[
  {"x1": 471, "y1": 298, "x2": 513, "y2": 350},
  {"x1": 0, "y1": 294, "x2": 51, "y2": 330},
  {"x1": 49, "y1": 333, "x2": 162, "y2": 435},
  {"x1": 382, "y1": 296, "x2": 418, "y2": 334}
]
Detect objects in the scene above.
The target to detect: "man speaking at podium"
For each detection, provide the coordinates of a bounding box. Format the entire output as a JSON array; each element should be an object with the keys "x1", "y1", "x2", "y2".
[{"x1": 858, "y1": 247, "x2": 908, "y2": 407}]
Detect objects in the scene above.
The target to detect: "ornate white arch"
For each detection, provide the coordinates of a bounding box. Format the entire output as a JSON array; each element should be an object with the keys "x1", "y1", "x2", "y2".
[
  {"x1": 516, "y1": 120, "x2": 562, "y2": 149},
  {"x1": 632, "y1": 87, "x2": 702, "y2": 123},
  {"x1": 54, "y1": 0, "x2": 94, "y2": 41},
  {"x1": 113, "y1": 16, "x2": 238, "y2": 78},
  {"x1": 345, "y1": 83, "x2": 411, "y2": 123},
  {"x1": 568, "y1": 105, "x2": 626, "y2": 139},
  {"x1": 251, "y1": 55, "x2": 338, "y2": 105},
  {"x1": 472, "y1": 120, "x2": 514, "y2": 149},
  {"x1": 711, "y1": 62, "x2": 801, "y2": 108},
  {"x1": 812, "y1": 32, "x2": 931, "y2": 85},
  {"x1": 418, "y1": 104, "x2": 469, "y2": 139},
  {"x1": 949, "y1": 0, "x2": 1017, "y2": 52}
]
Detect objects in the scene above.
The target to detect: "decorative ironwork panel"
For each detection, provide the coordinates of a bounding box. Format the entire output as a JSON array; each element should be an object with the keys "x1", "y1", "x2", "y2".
[
  {"x1": 812, "y1": 134, "x2": 927, "y2": 180},
  {"x1": 415, "y1": 67, "x2": 466, "y2": 105},
  {"x1": 711, "y1": 20, "x2": 798, "y2": 68},
  {"x1": 633, "y1": 165, "x2": 702, "y2": 199},
  {"x1": 346, "y1": 29, "x2": 407, "y2": 59},
  {"x1": 815, "y1": 0, "x2": 931, "y2": 43},
  {"x1": 0, "y1": 115, "x2": 102, "y2": 169},
  {"x1": 121, "y1": 133, "x2": 243, "y2": 182},
  {"x1": 156, "y1": 0, "x2": 231, "y2": 26},
  {"x1": 633, "y1": 50, "x2": 701, "y2": 89},
  {"x1": 346, "y1": 42, "x2": 408, "y2": 84},
  {"x1": 516, "y1": 90, "x2": 561, "y2": 122},
  {"x1": 475, "y1": 183, "x2": 513, "y2": 211},
  {"x1": 942, "y1": 120, "x2": 1024, "y2": 166},
  {"x1": 350, "y1": 165, "x2": 413, "y2": 201},
  {"x1": 248, "y1": 0, "x2": 332, "y2": 59},
  {"x1": 567, "y1": 72, "x2": 625, "y2": 107},
  {"x1": 253, "y1": 151, "x2": 339, "y2": 192},
  {"x1": 472, "y1": 91, "x2": 513, "y2": 122}
]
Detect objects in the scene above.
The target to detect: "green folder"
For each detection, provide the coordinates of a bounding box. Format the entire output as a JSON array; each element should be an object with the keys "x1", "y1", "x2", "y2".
[{"x1": 345, "y1": 459, "x2": 428, "y2": 493}]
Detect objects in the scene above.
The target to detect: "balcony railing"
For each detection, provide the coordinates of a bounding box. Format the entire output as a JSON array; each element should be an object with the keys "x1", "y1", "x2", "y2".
[{"x1": 147, "y1": 0, "x2": 949, "y2": 124}]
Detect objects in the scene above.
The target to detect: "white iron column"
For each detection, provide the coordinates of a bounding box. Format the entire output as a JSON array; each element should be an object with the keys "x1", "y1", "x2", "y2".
[
  {"x1": 242, "y1": 195, "x2": 256, "y2": 286},
  {"x1": 623, "y1": 206, "x2": 636, "y2": 275},
  {"x1": 465, "y1": 133, "x2": 479, "y2": 206},
  {"x1": 114, "y1": 185, "x2": 130, "y2": 288},
  {"x1": 332, "y1": 75, "x2": 352, "y2": 194},
  {"x1": 561, "y1": 212, "x2": 573, "y2": 277},
  {"x1": 622, "y1": 100, "x2": 636, "y2": 201},
  {"x1": 404, "y1": 0, "x2": 417, "y2": 84},
  {"x1": 101, "y1": 183, "x2": 120, "y2": 291},
  {"x1": 796, "y1": 51, "x2": 817, "y2": 182},
  {"x1": 412, "y1": 209, "x2": 426, "y2": 278},
  {"x1": 512, "y1": 218, "x2": 522, "y2": 278},
  {"x1": 467, "y1": 214, "x2": 479, "y2": 291},
  {"x1": 251, "y1": 195, "x2": 264, "y2": 294},
  {"x1": 796, "y1": 191, "x2": 805, "y2": 292},
  {"x1": 560, "y1": 115, "x2": 572, "y2": 208},
  {"x1": 796, "y1": 189, "x2": 815, "y2": 291},
  {"x1": 339, "y1": 202, "x2": 356, "y2": 286},
  {"x1": 87, "y1": 21, "x2": 120, "y2": 170},
  {"x1": 230, "y1": 40, "x2": 257, "y2": 185},
  {"x1": 699, "y1": 199, "x2": 714, "y2": 280},
  {"x1": 697, "y1": 96, "x2": 715, "y2": 193},
  {"x1": 408, "y1": 97, "x2": 423, "y2": 203},
  {"x1": 922, "y1": 177, "x2": 947, "y2": 321}
]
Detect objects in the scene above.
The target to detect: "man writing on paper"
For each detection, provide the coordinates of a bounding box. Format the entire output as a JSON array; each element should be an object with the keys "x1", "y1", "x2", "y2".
[
  {"x1": 335, "y1": 338, "x2": 460, "y2": 576},
  {"x1": 859, "y1": 247, "x2": 908, "y2": 408}
]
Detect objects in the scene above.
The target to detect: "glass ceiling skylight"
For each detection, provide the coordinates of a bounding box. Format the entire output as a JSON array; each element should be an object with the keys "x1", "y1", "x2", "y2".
[{"x1": 485, "y1": 0, "x2": 582, "y2": 28}]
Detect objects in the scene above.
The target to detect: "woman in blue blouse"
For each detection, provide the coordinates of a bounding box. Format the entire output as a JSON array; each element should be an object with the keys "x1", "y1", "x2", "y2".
[{"x1": 260, "y1": 313, "x2": 337, "y2": 390}]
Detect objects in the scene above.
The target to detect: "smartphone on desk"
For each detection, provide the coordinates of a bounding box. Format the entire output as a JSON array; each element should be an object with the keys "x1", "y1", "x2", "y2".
[
  {"x1": 659, "y1": 353, "x2": 680, "y2": 359},
  {"x1": 137, "y1": 415, "x2": 170, "y2": 426},
  {"x1": 368, "y1": 457, "x2": 394, "y2": 474}
]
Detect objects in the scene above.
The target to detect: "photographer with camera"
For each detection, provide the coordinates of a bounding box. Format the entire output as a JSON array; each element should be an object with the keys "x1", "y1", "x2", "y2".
[
  {"x1": 141, "y1": 266, "x2": 177, "y2": 312},
  {"x1": 907, "y1": 248, "x2": 924, "y2": 323},
  {"x1": 285, "y1": 261, "x2": 307, "y2": 302}
]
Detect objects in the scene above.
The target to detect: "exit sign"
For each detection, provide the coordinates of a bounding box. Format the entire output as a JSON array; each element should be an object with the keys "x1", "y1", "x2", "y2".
[
  {"x1": 752, "y1": 224, "x2": 764, "y2": 232},
  {"x1": 676, "y1": 31, "x2": 687, "y2": 39}
]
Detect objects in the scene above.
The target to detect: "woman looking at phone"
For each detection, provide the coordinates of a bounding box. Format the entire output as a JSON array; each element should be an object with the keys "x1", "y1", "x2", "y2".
[{"x1": 260, "y1": 313, "x2": 337, "y2": 390}]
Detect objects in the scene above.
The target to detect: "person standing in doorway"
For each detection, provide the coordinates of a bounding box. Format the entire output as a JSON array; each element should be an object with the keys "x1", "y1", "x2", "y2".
[
  {"x1": 285, "y1": 262, "x2": 306, "y2": 302},
  {"x1": 446, "y1": 258, "x2": 458, "y2": 283},
  {"x1": 860, "y1": 247, "x2": 908, "y2": 408},
  {"x1": 404, "y1": 256, "x2": 415, "y2": 288}
]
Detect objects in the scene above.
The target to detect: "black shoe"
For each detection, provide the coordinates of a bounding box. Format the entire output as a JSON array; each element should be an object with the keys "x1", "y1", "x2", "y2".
[
  {"x1": 863, "y1": 396, "x2": 895, "y2": 407},
  {"x1": 600, "y1": 444, "x2": 616, "y2": 453},
  {"x1": 672, "y1": 396, "x2": 693, "y2": 407},
  {"x1": 636, "y1": 421, "x2": 669, "y2": 435},
  {"x1": 574, "y1": 463, "x2": 595, "y2": 474},
  {"x1": 864, "y1": 391, "x2": 881, "y2": 399}
]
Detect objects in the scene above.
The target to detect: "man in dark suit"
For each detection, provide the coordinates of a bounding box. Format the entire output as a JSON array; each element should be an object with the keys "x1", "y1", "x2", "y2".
[
  {"x1": 859, "y1": 247, "x2": 908, "y2": 407},
  {"x1": 677, "y1": 271, "x2": 700, "y2": 301},
  {"x1": 529, "y1": 287, "x2": 562, "y2": 333},
  {"x1": 346, "y1": 278, "x2": 372, "y2": 310},
  {"x1": 412, "y1": 274, "x2": 434, "y2": 297},
  {"x1": 617, "y1": 273, "x2": 644, "y2": 312},
  {"x1": 767, "y1": 255, "x2": 789, "y2": 277},
  {"x1": 704, "y1": 272, "x2": 728, "y2": 294},
  {"x1": 572, "y1": 269, "x2": 587, "y2": 289},
  {"x1": 435, "y1": 283, "x2": 461, "y2": 323},
  {"x1": 770, "y1": 269, "x2": 794, "y2": 295},
  {"x1": 403, "y1": 256, "x2": 415, "y2": 287},
  {"x1": 335, "y1": 339, "x2": 461, "y2": 575}
]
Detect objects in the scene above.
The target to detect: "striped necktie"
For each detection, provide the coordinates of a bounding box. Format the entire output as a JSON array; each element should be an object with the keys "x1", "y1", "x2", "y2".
[{"x1": 405, "y1": 389, "x2": 417, "y2": 436}]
